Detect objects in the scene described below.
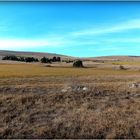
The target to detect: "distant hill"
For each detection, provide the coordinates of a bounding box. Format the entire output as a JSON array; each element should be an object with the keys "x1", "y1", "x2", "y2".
[
  {"x1": 81, "y1": 55, "x2": 140, "y2": 62},
  {"x1": 0, "y1": 50, "x2": 74, "y2": 60},
  {"x1": 0, "y1": 50, "x2": 140, "y2": 62},
  {"x1": 96, "y1": 56, "x2": 140, "y2": 62}
]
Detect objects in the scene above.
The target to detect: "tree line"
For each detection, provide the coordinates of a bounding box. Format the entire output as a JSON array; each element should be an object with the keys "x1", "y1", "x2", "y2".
[
  {"x1": 2, "y1": 55, "x2": 61, "y2": 63},
  {"x1": 2, "y1": 55, "x2": 84, "y2": 68},
  {"x1": 40, "y1": 56, "x2": 61, "y2": 63}
]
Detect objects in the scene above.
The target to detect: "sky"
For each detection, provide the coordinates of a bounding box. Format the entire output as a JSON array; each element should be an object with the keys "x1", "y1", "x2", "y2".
[{"x1": 0, "y1": 2, "x2": 140, "y2": 57}]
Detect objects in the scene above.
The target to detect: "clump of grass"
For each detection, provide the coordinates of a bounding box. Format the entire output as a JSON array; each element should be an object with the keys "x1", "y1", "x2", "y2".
[{"x1": 119, "y1": 65, "x2": 127, "y2": 70}]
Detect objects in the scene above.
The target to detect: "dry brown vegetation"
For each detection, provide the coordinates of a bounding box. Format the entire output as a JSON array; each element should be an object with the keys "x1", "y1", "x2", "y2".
[{"x1": 0, "y1": 61, "x2": 140, "y2": 139}]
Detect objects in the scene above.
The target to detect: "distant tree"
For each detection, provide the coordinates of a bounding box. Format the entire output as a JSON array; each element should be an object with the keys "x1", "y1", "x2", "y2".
[
  {"x1": 24, "y1": 57, "x2": 38, "y2": 63},
  {"x1": 41, "y1": 57, "x2": 47, "y2": 63},
  {"x1": 49, "y1": 58, "x2": 53, "y2": 62},
  {"x1": 2, "y1": 55, "x2": 19, "y2": 61},
  {"x1": 2, "y1": 55, "x2": 39, "y2": 63},
  {"x1": 18, "y1": 57, "x2": 25, "y2": 62},
  {"x1": 56, "y1": 57, "x2": 61, "y2": 62},
  {"x1": 2, "y1": 56, "x2": 7, "y2": 60},
  {"x1": 34, "y1": 58, "x2": 39, "y2": 62},
  {"x1": 73, "y1": 60, "x2": 84, "y2": 68},
  {"x1": 46, "y1": 58, "x2": 51, "y2": 63},
  {"x1": 40, "y1": 57, "x2": 51, "y2": 63},
  {"x1": 52, "y1": 56, "x2": 57, "y2": 62},
  {"x1": 25, "y1": 57, "x2": 32, "y2": 62}
]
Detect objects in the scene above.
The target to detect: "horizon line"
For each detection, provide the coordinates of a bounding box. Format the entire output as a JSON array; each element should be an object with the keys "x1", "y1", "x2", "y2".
[{"x1": 0, "y1": 49, "x2": 140, "y2": 58}]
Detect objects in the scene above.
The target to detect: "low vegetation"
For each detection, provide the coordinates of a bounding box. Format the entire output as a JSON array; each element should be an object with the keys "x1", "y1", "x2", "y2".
[
  {"x1": 62, "y1": 60, "x2": 74, "y2": 63},
  {"x1": 0, "y1": 57, "x2": 140, "y2": 138},
  {"x1": 73, "y1": 60, "x2": 84, "y2": 68},
  {"x1": 0, "y1": 74, "x2": 140, "y2": 139},
  {"x1": 2, "y1": 55, "x2": 39, "y2": 62},
  {"x1": 0, "y1": 63, "x2": 139, "y2": 78},
  {"x1": 119, "y1": 65, "x2": 127, "y2": 70},
  {"x1": 40, "y1": 56, "x2": 61, "y2": 63},
  {"x1": 2, "y1": 55, "x2": 61, "y2": 63}
]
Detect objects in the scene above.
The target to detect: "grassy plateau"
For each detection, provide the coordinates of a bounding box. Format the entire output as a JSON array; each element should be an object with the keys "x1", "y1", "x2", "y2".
[{"x1": 0, "y1": 62, "x2": 140, "y2": 139}]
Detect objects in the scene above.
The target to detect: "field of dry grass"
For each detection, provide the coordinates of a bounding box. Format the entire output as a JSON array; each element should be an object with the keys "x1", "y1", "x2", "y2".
[
  {"x1": 0, "y1": 63, "x2": 140, "y2": 78},
  {"x1": 0, "y1": 62, "x2": 140, "y2": 139}
]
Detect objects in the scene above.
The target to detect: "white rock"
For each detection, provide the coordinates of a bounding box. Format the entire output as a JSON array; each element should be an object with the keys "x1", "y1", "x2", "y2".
[
  {"x1": 67, "y1": 86, "x2": 72, "y2": 90},
  {"x1": 129, "y1": 83, "x2": 140, "y2": 88},
  {"x1": 83, "y1": 87, "x2": 88, "y2": 91},
  {"x1": 61, "y1": 89, "x2": 67, "y2": 93}
]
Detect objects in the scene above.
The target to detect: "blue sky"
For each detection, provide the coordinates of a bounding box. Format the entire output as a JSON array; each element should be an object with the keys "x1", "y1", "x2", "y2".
[{"x1": 0, "y1": 2, "x2": 140, "y2": 57}]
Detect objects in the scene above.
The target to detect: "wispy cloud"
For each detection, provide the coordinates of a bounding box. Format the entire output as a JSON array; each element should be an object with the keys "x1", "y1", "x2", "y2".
[
  {"x1": 0, "y1": 38, "x2": 65, "y2": 50},
  {"x1": 1, "y1": 18, "x2": 140, "y2": 55},
  {"x1": 71, "y1": 19, "x2": 140, "y2": 36},
  {"x1": 105, "y1": 38, "x2": 140, "y2": 43}
]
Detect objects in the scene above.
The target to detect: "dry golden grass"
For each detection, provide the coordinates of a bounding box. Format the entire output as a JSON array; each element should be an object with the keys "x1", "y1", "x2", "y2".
[
  {"x1": 111, "y1": 61, "x2": 140, "y2": 66},
  {"x1": 0, "y1": 63, "x2": 140, "y2": 78},
  {"x1": 0, "y1": 62, "x2": 140, "y2": 138}
]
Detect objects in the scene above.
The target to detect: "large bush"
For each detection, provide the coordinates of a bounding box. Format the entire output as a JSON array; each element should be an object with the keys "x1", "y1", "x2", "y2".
[{"x1": 73, "y1": 60, "x2": 84, "y2": 68}]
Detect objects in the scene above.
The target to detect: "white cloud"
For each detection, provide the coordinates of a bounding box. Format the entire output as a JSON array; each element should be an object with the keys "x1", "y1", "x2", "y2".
[
  {"x1": 0, "y1": 36, "x2": 97, "y2": 50},
  {"x1": 105, "y1": 38, "x2": 140, "y2": 43},
  {"x1": 71, "y1": 19, "x2": 140, "y2": 36},
  {"x1": 0, "y1": 38, "x2": 65, "y2": 50},
  {"x1": 2, "y1": 19, "x2": 140, "y2": 51}
]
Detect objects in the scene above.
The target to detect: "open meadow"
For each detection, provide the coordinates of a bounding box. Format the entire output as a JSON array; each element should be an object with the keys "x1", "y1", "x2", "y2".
[
  {"x1": 1, "y1": 1, "x2": 140, "y2": 139},
  {"x1": 0, "y1": 60, "x2": 140, "y2": 139}
]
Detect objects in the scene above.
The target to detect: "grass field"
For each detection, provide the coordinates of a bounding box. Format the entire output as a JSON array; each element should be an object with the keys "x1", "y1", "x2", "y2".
[
  {"x1": 0, "y1": 63, "x2": 140, "y2": 78},
  {"x1": 0, "y1": 62, "x2": 140, "y2": 139},
  {"x1": 111, "y1": 61, "x2": 140, "y2": 66}
]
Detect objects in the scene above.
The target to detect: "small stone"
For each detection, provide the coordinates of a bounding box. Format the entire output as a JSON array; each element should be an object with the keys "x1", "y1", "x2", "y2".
[
  {"x1": 61, "y1": 89, "x2": 67, "y2": 93},
  {"x1": 83, "y1": 87, "x2": 88, "y2": 91},
  {"x1": 67, "y1": 86, "x2": 72, "y2": 90},
  {"x1": 129, "y1": 83, "x2": 140, "y2": 88}
]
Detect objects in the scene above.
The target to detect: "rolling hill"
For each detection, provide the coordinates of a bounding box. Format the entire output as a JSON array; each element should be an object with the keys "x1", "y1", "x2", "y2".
[
  {"x1": 0, "y1": 50, "x2": 140, "y2": 62},
  {"x1": 0, "y1": 50, "x2": 74, "y2": 60}
]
